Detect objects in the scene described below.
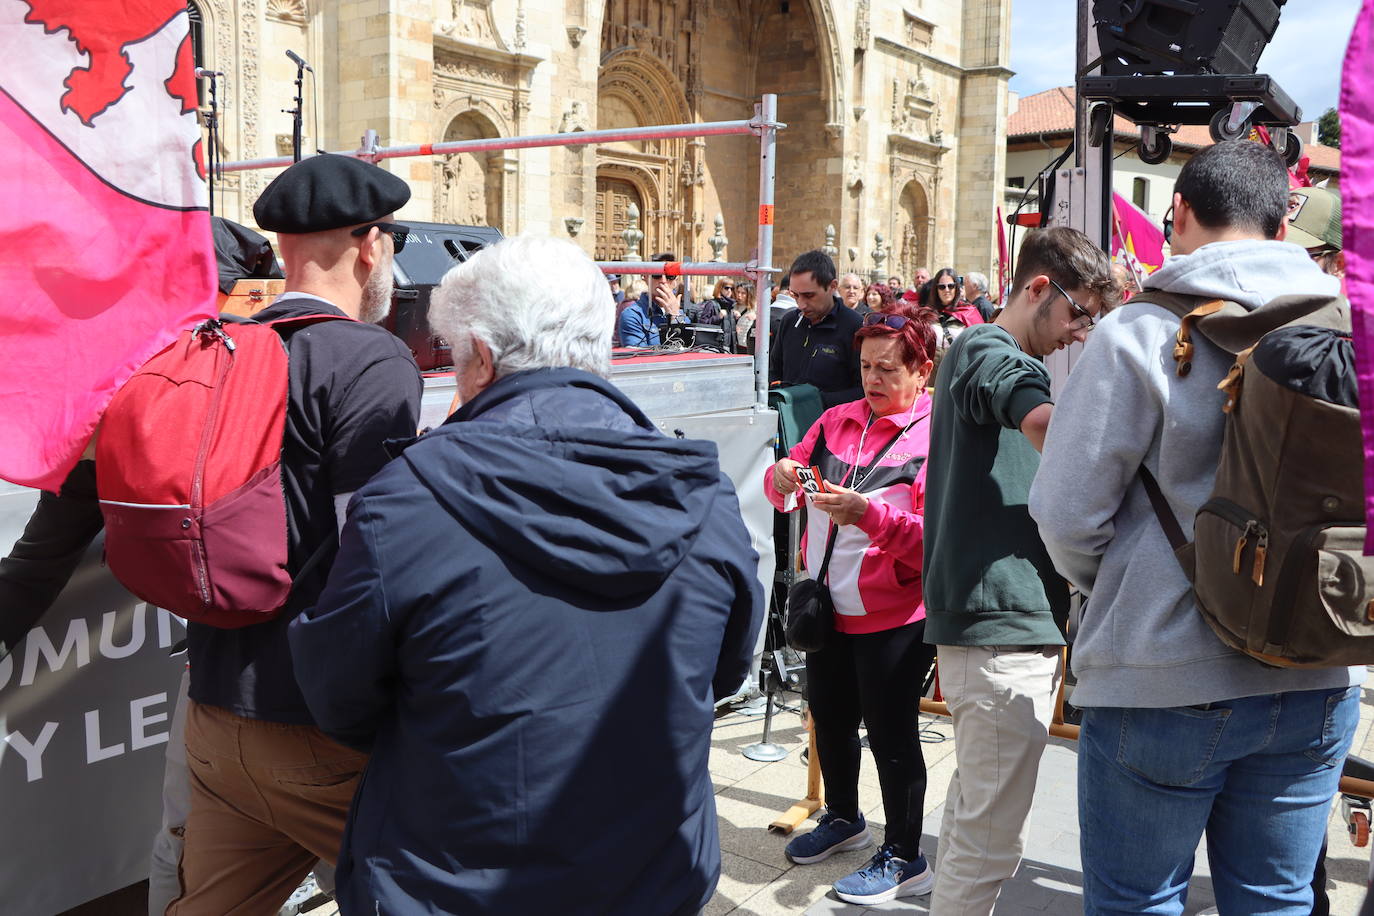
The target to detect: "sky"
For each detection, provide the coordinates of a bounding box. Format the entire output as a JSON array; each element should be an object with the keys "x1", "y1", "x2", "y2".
[{"x1": 1009, "y1": 0, "x2": 1359, "y2": 125}]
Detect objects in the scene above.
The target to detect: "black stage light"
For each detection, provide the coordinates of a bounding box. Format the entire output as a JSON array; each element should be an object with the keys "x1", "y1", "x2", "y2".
[{"x1": 1094, "y1": 0, "x2": 1287, "y2": 77}]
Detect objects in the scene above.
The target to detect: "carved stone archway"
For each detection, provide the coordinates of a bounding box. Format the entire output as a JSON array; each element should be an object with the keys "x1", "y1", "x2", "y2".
[
  {"x1": 898, "y1": 180, "x2": 931, "y2": 281},
  {"x1": 434, "y1": 110, "x2": 506, "y2": 230},
  {"x1": 595, "y1": 48, "x2": 691, "y2": 258}
]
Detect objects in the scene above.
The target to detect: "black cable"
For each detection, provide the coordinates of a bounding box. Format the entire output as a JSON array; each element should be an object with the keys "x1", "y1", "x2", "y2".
[{"x1": 1005, "y1": 140, "x2": 1076, "y2": 293}]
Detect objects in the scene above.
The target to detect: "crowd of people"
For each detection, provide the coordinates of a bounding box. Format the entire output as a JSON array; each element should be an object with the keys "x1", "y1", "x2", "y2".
[
  {"x1": 0, "y1": 137, "x2": 1362, "y2": 916},
  {"x1": 608, "y1": 243, "x2": 997, "y2": 368}
]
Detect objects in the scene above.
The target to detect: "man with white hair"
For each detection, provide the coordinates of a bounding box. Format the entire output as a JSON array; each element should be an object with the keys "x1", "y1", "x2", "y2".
[
  {"x1": 963, "y1": 271, "x2": 994, "y2": 321},
  {"x1": 838, "y1": 271, "x2": 867, "y2": 315},
  {"x1": 289, "y1": 235, "x2": 765, "y2": 916}
]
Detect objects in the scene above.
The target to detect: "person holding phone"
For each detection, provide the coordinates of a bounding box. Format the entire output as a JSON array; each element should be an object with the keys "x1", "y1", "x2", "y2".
[{"x1": 763, "y1": 301, "x2": 940, "y2": 906}]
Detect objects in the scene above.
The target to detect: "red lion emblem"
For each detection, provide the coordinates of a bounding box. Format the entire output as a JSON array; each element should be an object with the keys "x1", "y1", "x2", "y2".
[{"x1": 23, "y1": 0, "x2": 197, "y2": 126}]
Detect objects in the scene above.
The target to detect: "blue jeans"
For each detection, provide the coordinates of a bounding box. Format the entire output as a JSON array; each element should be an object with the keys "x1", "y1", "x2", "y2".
[{"x1": 1078, "y1": 686, "x2": 1359, "y2": 915}]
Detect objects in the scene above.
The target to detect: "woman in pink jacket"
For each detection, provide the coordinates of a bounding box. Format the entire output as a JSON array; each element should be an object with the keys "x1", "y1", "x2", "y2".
[{"x1": 764, "y1": 301, "x2": 938, "y2": 906}]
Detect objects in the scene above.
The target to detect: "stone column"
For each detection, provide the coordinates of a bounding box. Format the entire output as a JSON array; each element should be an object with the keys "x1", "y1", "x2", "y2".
[
  {"x1": 953, "y1": 0, "x2": 1012, "y2": 275},
  {"x1": 334, "y1": 0, "x2": 436, "y2": 222}
]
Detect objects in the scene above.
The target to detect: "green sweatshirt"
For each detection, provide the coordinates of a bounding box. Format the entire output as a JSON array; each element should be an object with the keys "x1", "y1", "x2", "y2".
[{"x1": 922, "y1": 324, "x2": 1068, "y2": 647}]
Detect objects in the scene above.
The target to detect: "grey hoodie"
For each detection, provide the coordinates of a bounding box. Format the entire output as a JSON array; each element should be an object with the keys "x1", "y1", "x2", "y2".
[{"x1": 1028, "y1": 239, "x2": 1360, "y2": 708}]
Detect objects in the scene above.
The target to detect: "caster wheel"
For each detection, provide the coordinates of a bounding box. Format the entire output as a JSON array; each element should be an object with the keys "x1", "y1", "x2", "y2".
[
  {"x1": 1282, "y1": 133, "x2": 1304, "y2": 168},
  {"x1": 1088, "y1": 103, "x2": 1113, "y2": 148},
  {"x1": 1351, "y1": 810, "x2": 1370, "y2": 847},
  {"x1": 1139, "y1": 131, "x2": 1172, "y2": 165},
  {"x1": 1210, "y1": 106, "x2": 1250, "y2": 143}
]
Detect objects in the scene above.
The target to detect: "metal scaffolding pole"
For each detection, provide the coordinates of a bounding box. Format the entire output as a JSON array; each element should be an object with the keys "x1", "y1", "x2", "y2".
[
  {"x1": 596, "y1": 260, "x2": 754, "y2": 278},
  {"x1": 750, "y1": 94, "x2": 779, "y2": 410},
  {"x1": 219, "y1": 119, "x2": 763, "y2": 173},
  {"x1": 218, "y1": 96, "x2": 785, "y2": 408}
]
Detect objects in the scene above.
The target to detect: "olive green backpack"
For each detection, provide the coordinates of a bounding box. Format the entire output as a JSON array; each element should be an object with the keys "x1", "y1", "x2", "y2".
[{"x1": 1133, "y1": 290, "x2": 1372, "y2": 668}]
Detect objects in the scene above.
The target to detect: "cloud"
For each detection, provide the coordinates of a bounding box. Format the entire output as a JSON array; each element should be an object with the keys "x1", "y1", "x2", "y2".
[{"x1": 1011, "y1": 0, "x2": 1355, "y2": 121}]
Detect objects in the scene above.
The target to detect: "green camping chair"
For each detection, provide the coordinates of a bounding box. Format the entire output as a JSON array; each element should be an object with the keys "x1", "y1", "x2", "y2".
[{"x1": 768, "y1": 384, "x2": 824, "y2": 457}]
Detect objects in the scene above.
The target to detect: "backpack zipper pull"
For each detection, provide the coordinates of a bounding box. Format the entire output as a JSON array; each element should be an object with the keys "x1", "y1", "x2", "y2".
[
  {"x1": 1233, "y1": 521, "x2": 1256, "y2": 575},
  {"x1": 1252, "y1": 528, "x2": 1268, "y2": 587}
]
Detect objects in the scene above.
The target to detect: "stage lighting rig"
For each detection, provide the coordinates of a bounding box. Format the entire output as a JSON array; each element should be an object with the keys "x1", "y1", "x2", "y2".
[{"x1": 1079, "y1": 0, "x2": 1303, "y2": 166}]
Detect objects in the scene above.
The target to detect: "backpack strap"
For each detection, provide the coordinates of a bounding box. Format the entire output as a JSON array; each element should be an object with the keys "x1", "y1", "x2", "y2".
[
  {"x1": 1131, "y1": 291, "x2": 1349, "y2": 376},
  {"x1": 263, "y1": 313, "x2": 357, "y2": 331},
  {"x1": 1137, "y1": 466, "x2": 1188, "y2": 552},
  {"x1": 1172, "y1": 299, "x2": 1228, "y2": 377}
]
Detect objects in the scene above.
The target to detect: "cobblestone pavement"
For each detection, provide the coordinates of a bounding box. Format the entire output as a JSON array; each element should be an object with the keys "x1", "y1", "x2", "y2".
[
  {"x1": 301, "y1": 682, "x2": 1374, "y2": 916},
  {"x1": 706, "y1": 684, "x2": 1374, "y2": 916}
]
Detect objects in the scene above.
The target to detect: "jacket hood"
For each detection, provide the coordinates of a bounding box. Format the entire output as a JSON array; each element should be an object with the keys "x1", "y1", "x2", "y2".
[
  {"x1": 399, "y1": 369, "x2": 725, "y2": 599},
  {"x1": 1144, "y1": 239, "x2": 1340, "y2": 310}
]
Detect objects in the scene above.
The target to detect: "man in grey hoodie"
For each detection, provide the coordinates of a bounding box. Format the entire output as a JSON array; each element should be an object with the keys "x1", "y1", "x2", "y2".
[{"x1": 1029, "y1": 141, "x2": 1362, "y2": 915}]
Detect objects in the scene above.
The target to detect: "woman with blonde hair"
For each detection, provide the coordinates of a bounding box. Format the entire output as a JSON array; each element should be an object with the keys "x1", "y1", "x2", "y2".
[{"x1": 734, "y1": 282, "x2": 756, "y2": 353}]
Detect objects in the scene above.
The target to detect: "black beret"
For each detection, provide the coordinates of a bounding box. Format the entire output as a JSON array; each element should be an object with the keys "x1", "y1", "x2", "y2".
[{"x1": 252, "y1": 154, "x2": 411, "y2": 234}]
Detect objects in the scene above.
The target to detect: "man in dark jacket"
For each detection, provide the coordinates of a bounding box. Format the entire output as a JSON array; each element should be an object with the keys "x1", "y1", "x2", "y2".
[
  {"x1": 289, "y1": 234, "x2": 764, "y2": 916},
  {"x1": 769, "y1": 249, "x2": 862, "y2": 406}
]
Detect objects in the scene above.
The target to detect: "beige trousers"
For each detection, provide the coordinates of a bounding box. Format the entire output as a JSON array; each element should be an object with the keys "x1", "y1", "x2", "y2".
[
  {"x1": 166, "y1": 701, "x2": 366, "y2": 916},
  {"x1": 929, "y1": 645, "x2": 1062, "y2": 916}
]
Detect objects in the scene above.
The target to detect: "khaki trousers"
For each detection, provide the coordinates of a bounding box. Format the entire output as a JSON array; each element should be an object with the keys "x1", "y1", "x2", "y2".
[
  {"x1": 929, "y1": 645, "x2": 1062, "y2": 916},
  {"x1": 166, "y1": 701, "x2": 366, "y2": 916}
]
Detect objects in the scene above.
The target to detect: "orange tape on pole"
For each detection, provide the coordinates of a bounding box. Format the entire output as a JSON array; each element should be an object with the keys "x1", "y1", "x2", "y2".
[
  {"x1": 419, "y1": 144, "x2": 434, "y2": 156},
  {"x1": 664, "y1": 261, "x2": 683, "y2": 277},
  {"x1": 759, "y1": 204, "x2": 775, "y2": 225}
]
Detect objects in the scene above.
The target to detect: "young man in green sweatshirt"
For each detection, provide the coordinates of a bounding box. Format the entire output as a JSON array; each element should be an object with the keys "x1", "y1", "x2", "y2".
[{"x1": 922, "y1": 227, "x2": 1116, "y2": 915}]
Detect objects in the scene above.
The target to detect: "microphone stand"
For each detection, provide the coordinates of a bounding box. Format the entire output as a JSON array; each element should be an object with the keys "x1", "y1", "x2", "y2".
[
  {"x1": 286, "y1": 60, "x2": 305, "y2": 162},
  {"x1": 203, "y1": 73, "x2": 220, "y2": 216}
]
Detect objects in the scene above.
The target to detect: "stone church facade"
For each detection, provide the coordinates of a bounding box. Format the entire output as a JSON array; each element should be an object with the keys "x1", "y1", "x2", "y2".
[{"x1": 191, "y1": 0, "x2": 1011, "y2": 281}]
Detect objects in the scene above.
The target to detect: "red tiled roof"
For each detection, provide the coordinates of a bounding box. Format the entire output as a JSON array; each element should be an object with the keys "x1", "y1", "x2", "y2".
[{"x1": 1007, "y1": 86, "x2": 1339, "y2": 173}]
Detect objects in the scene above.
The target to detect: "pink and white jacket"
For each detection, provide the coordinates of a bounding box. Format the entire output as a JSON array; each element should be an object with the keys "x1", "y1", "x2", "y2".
[{"x1": 764, "y1": 393, "x2": 931, "y2": 634}]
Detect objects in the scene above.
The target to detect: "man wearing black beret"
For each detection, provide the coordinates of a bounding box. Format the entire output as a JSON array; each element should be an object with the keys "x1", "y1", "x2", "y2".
[{"x1": 169, "y1": 154, "x2": 423, "y2": 915}]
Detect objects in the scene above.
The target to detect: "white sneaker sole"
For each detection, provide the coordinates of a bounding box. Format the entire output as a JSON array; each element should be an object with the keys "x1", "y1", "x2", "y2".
[
  {"x1": 833, "y1": 865, "x2": 935, "y2": 905},
  {"x1": 785, "y1": 828, "x2": 873, "y2": 865}
]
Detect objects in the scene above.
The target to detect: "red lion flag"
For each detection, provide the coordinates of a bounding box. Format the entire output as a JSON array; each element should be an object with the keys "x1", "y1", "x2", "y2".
[{"x1": 0, "y1": 0, "x2": 216, "y2": 490}]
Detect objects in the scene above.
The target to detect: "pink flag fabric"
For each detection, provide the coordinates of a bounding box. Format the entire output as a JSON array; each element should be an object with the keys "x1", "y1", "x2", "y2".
[
  {"x1": 1342, "y1": 0, "x2": 1374, "y2": 553},
  {"x1": 1110, "y1": 193, "x2": 1166, "y2": 285},
  {"x1": 996, "y1": 206, "x2": 1008, "y2": 302},
  {"x1": 0, "y1": 0, "x2": 216, "y2": 490}
]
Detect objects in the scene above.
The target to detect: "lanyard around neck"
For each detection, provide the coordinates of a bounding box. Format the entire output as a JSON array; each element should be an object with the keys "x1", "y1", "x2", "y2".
[{"x1": 844, "y1": 408, "x2": 918, "y2": 491}]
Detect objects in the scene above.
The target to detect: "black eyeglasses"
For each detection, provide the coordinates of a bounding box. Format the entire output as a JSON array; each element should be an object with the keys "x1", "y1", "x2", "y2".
[
  {"x1": 936, "y1": 282, "x2": 959, "y2": 291},
  {"x1": 721, "y1": 284, "x2": 735, "y2": 291},
  {"x1": 1047, "y1": 277, "x2": 1095, "y2": 331},
  {"x1": 1162, "y1": 205, "x2": 1174, "y2": 244},
  {"x1": 351, "y1": 221, "x2": 409, "y2": 253},
  {"x1": 863, "y1": 312, "x2": 912, "y2": 329}
]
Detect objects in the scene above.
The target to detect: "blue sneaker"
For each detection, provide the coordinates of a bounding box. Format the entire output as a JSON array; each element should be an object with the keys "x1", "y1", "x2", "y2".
[
  {"x1": 784, "y1": 811, "x2": 871, "y2": 864},
  {"x1": 832, "y1": 844, "x2": 934, "y2": 905}
]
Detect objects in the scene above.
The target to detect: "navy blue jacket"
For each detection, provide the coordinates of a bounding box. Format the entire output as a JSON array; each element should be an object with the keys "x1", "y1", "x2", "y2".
[{"x1": 289, "y1": 367, "x2": 763, "y2": 916}]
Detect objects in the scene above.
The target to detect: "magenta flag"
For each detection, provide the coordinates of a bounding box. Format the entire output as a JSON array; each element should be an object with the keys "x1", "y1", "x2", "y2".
[
  {"x1": 1344, "y1": 0, "x2": 1374, "y2": 553},
  {"x1": 0, "y1": 0, "x2": 216, "y2": 490},
  {"x1": 996, "y1": 206, "x2": 1008, "y2": 302},
  {"x1": 1111, "y1": 193, "x2": 1166, "y2": 284}
]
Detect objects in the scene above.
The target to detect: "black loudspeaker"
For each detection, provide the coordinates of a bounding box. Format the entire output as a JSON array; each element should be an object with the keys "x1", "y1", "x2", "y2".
[
  {"x1": 1094, "y1": 0, "x2": 1286, "y2": 76},
  {"x1": 384, "y1": 221, "x2": 504, "y2": 371}
]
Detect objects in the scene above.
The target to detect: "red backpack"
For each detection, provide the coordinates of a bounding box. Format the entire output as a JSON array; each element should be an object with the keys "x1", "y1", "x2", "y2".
[{"x1": 95, "y1": 314, "x2": 348, "y2": 626}]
